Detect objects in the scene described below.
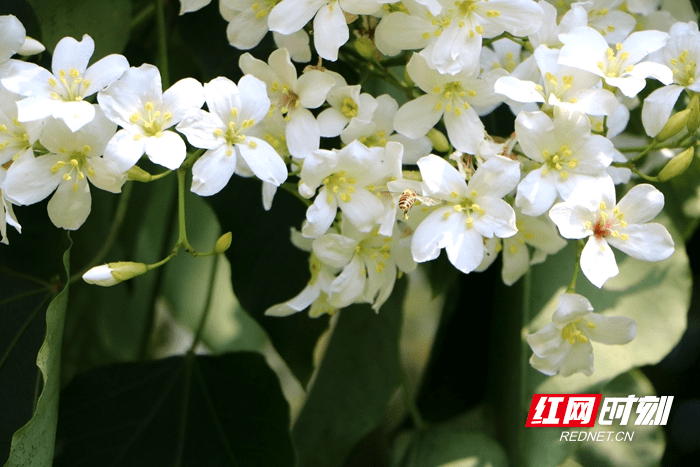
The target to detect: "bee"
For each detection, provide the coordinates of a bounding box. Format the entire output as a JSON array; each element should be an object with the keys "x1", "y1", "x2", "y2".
[{"x1": 397, "y1": 189, "x2": 441, "y2": 219}]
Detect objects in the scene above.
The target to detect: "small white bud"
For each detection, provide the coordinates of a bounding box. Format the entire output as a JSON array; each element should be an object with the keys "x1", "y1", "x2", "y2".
[{"x1": 82, "y1": 262, "x2": 148, "y2": 286}]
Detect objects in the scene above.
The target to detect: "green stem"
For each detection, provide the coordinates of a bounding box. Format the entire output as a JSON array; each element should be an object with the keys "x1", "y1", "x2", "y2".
[
  {"x1": 155, "y1": 0, "x2": 169, "y2": 88},
  {"x1": 517, "y1": 269, "x2": 532, "y2": 464},
  {"x1": 0, "y1": 287, "x2": 50, "y2": 307},
  {"x1": 190, "y1": 253, "x2": 220, "y2": 351},
  {"x1": 150, "y1": 170, "x2": 172, "y2": 181},
  {"x1": 280, "y1": 182, "x2": 312, "y2": 207},
  {"x1": 401, "y1": 365, "x2": 426, "y2": 430},
  {"x1": 567, "y1": 240, "x2": 585, "y2": 293},
  {"x1": 70, "y1": 182, "x2": 134, "y2": 284},
  {"x1": 176, "y1": 168, "x2": 194, "y2": 253}
]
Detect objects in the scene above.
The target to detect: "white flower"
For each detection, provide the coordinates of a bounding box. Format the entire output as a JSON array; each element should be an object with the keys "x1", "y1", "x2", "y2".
[
  {"x1": 514, "y1": 110, "x2": 616, "y2": 216},
  {"x1": 411, "y1": 154, "x2": 520, "y2": 274},
  {"x1": 501, "y1": 208, "x2": 567, "y2": 285},
  {"x1": 642, "y1": 21, "x2": 700, "y2": 137},
  {"x1": 299, "y1": 140, "x2": 401, "y2": 238},
  {"x1": 98, "y1": 64, "x2": 204, "y2": 171},
  {"x1": 179, "y1": 0, "x2": 211, "y2": 15},
  {"x1": 312, "y1": 219, "x2": 416, "y2": 312},
  {"x1": 239, "y1": 48, "x2": 334, "y2": 159},
  {"x1": 265, "y1": 228, "x2": 340, "y2": 318},
  {"x1": 1, "y1": 35, "x2": 129, "y2": 132},
  {"x1": 376, "y1": 0, "x2": 543, "y2": 75},
  {"x1": 177, "y1": 75, "x2": 287, "y2": 196},
  {"x1": 394, "y1": 53, "x2": 506, "y2": 155},
  {"x1": 558, "y1": 26, "x2": 673, "y2": 98},
  {"x1": 318, "y1": 71, "x2": 377, "y2": 137},
  {"x1": 527, "y1": 292, "x2": 636, "y2": 376},
  {"x1": 549, "y1": 179, "x2": 674, "y2": 288},
  {"x1": 0, "y1": 15, "x2": 26, "y2": 65},
  {"x1": 494, "y1": 45, "x2": 619, "y2": 117},
  {"x1": 3, "y1": 108, "x2": 125, "y2": 230},
  {"x1": 340, "y1": 94, "x2": 431, "y2": 165},
  {"x1": 268, "y1": 0, "x2": 385, "y2": 61}
]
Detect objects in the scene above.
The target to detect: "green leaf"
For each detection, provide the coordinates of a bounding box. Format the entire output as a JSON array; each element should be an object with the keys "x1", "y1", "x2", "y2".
[
  {"x1": 292, "y1": 278, "x2": 407, "y2": 467},
  {"x1": 3, "y1": 236, "x2": 71, "y2": 467},
  {"x1": 27, "y1": 0, "x2": 131, "y2": 59},
  {"x1": 54, "y1": 352, "x2": 294, "y2": 467},
  {"x1": 394, "y1": 418, "x2": 508, "y2": 467},
  {"x1": 206, "y1": 176, "x2": 329, "y2": 386},
  {"x1": 572, "y1": 370, "x2": 665, "y2": 467}
]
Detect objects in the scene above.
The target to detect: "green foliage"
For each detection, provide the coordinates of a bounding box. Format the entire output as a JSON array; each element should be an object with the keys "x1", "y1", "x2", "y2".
[
  {"x1": 54, "y1": 352, "x2": 294, "y2": 467},
  {"x1": 292, "y1": 279, "x2": 407, "y2": 467},
  {"x1": 3, "y1": 238, "x2": 71, "y2": 467},
  {"x1": 27, "y1": 0, "x2": 131, "y2": 59}
]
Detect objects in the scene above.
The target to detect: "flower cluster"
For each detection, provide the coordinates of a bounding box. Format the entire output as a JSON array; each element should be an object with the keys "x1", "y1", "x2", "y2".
[{"x1": 4, "y1": 0, "x2": 697, "y2": 378}]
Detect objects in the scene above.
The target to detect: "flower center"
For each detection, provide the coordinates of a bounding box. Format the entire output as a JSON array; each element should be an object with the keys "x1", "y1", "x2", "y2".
[
  {"x1": 561, "y1": 318, "x2": 596, "y2": 344},
  {"x1": 0, "y1": 119, "x2": 31, "y2": 162},
  {"x1": 597, "y1": 43, "x2": 633, "y2": 78},
  {"x1": 670, "y1": 49, "x2": 697, "y2": 87},
  {"x1": 250, "y1": 0, "x2": 279, "y2": 19},
  {"x1": 340, "y1": 97, "x2": 358, "y2": 118},
  {"x1": 323, "y1": 171, "x2": 357, "y2": 203},
  {"x1": 274, "y1": 83, "x2": 300, "y2": 117},
  {"x1": 130, "y1": 102, "x2": 172, "y2": 138},
  {"x1": 50, "y1": 146, "x2": 94, "y2": 192},
  {"x1": 540, "y1": 145, "x2": 578, "y2": 180},
  {"x1": 359, "y1": 131, "x2": 387, "y2": 148},
  {"x1": 433, "y1": 81, "x2": 475, "y2": 116},
  {"x1": 442, "y1": 189, "x2": 484, "y2": 228},
  {"x1": 355, "y1": 232, "x2": 392, "y2": 274},
  {"x1": 585, "y1": 202, "x2": 629, "y2": 241},
  {"x1": 48, "y1": 68, "x2": 91, "y2": 102}
]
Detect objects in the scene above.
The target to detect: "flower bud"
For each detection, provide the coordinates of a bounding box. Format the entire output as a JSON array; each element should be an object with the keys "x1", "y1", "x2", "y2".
[
  {"x1": 656, "y1": 109, "x2": 691, "y2": 142},
  {"x1": 687, "y1": 94, "x2": 700, "y2": 134},
  {"x1": 127, "y1": 166, "x2": 153, "y2": 182},
  {"x1": 214, "y1": 232, "x2": 232, "y2": 254},
  {"x1": 17, "y1": 37, "x2": 45, "y2": 56},
  {"x1": 427, "y1": 128, "x2": 450, "y2": 153},
  {"x1": 82, "y1": 262, "x2": 148, "y2": 286},
  {"x1": 658, "y1": 147, "x2": 694, "y2": 181}
]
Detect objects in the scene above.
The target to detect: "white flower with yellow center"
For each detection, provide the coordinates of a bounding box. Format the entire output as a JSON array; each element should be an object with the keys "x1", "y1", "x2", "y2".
[
  {"x1": 299, "y1": 140, "x2": 399, "y2": 238},
  {"x1": 558, "y1": 26, "x2": 672, "y2": 98},
  {"x1": 394, "y1": 53, "x2": 506, "y2": 155},
  {"x1": 376, "y1": 0, "x2": 543, "y2": 75},
  {"x1": 318, "y1": 71, "x2": 377, "y2": 137},
  {"x1": 514, "y1": 110, "x2": 616, "y2": 217},
  {"x1": 3, "y1": 108, "x2": 125, "y2": 230},
  {"x1": 239, "y1": 48, "x2": 335, "y2": 159},
  {"x1": 411, "y1": 154, "x2": 520, "y2": 274},
  {"x1": 1, "y1": 35, "x2": 128, "y2": 132},
  {"x1": 312, "y1": 218, "x2": 416, "y2": 312},
  {"x1": 177, "y1": 75, "x2": 287, "y2": 197},
  {"x1": 98, "y1": 64, "x2": 204, "y2": 171},
  {"x1": 527, "y1": 292, "x2": 636, "y2": 376},
  {"x1": 549, "y1": 179, "x2": 674, "y2": 288},
  {"x1": 642, "y1": 21, "x2": 700, "y2": 137}
]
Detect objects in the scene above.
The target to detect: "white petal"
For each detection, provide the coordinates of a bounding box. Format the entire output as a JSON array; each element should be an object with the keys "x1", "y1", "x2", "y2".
[
  {"x1": 494, "y1": 76, "x2": 544, "y2": 103},
  {"x1": 82, "y1": 54, "x2": 129, "y2": 96},
  {"x1": 191, "y1": 146, "x2": 237, "y2": 196},
  {"x1": 616, "y1": 183, "x2": 665, "y2": 224},
  {"x1": 549, "y1": 202, "x2": 594, "y2": 239},
  {"x1": 515, "y1": 168, "x2": 558, "y2": 217},
  {"x1": 339, "y1": 188, "x2": 385, "y2": 232},
  {"x1": 162, "y1": 78, "x2": 204, "y2": 127},
  {"x1": 393, "y1": 94, "x2": 443, "y2": 139},
  {"x1": 52, "y1": 35, "x2": 94, "y2": 76},
  {"x1": 144, "y1": 131, "x2": 187, "y2": 170},
  {"x1": 177, "y1": 109, "x2": 225, "y2": 149},
  {"x1": 47, "y1": 177, "x2": 91, "y2": 230},
  {"x1": 52, "y1": 101, "x2": 96, "y2": 132},
  {"x1": 103, "y1": 129, "x2": 147, "y2": 172},
  {"x1": 86, "y1": 157, "x2": 126, "y2": 193},
  {"x1": 558, "y1": 340, "x2": 594, "y2": 376},
  {"x1": 329, "y1": 254, "x2": 366, "y2": 307},
  {"x1": 313, "y1": 3, "x2": 349, "y2": 61},
  {"x1": 608, "y1": 223, "x2": 674, "y2": 262},
  {"x1": 445, "y1": 223, "x2": 487, "y2": 274},
  {"x1": 268, "y1": 0, "x2": 325, "y2": 35},
  {"x1": 312, "y1": 233, "x2": 357, "y2": 268},
  {"x1": 302, "y1": 187, "x2": 337, "y2": 238},
  {"x1": 501, "y1": 237, "x2": 531, "y2": 285},
  {"x1": 238, "y1": 75, "x2": 271, "y2": 123},
  {"x1": 527, "y1": 323, "x2": 565, "y2": 357},
  {"x1": 472, "y1": 197, "x2": 517, "y2": 238},
  {"x1": 552, "y1": 293, "x2": 594, "y2": 325},
  {"x1": 286, "y1": 107, "x2": 320, "y2": 158},
  {"x1": 585, "y1": 314, "x2": 636, "y2": 345},
  {"x1": 318, "y1": 108, "x2": 349, "y2": 137},
  {"x1": 296, "y1": 70, "x2": 335, "y2": 109},
  {"x1": 641, "y1": 85, "x2": 684, "y2": 137},
  {"x1": 469, "y1": 155, "x2": 521, "y2": 199},
  {"x1": 580, "y1": 236, "x2": 619, "y2": 288},
  {"x1": 237, "y1": 137, "x2": 287, "y2": 185},
  {"x1": 444, "y1": 106, "x2": 484, "y2": 154},
  {"x1": 3, "y1": 153, "x2": 61, "y2": 205},
  {"x1": 417, "y1": 154, "x2": 467, "y2": 200},
  {"x1": 98, "y1": 64, "x2": 163, "y2": 128},
  {"x1": 411, "y1": 207, "x2": 461, "y2": 263}
]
